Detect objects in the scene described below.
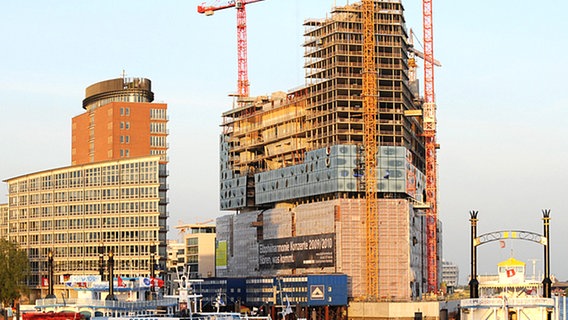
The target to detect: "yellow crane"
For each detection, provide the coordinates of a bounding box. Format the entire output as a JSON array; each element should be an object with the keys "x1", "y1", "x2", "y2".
[
  {"x1": 175, "y1": 219, "x2": 215, "y2": 240},
  {"x1": 362, "y1": 0, "x2": 379, "y2": 299}
]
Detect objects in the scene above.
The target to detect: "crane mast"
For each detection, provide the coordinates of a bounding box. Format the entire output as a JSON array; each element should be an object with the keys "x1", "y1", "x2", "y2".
[
  {"x1": 236, "y1": 3, "x2": 249, "y2": 97},
  {"x1": 422, "y1": 0, "x2": 439, "y2": 293},
  {"x1": 197, "y1": 0, "x2": 265, "y2": 98},
  {"x1": 362, "y1": 0, "x2": 379, "y2": 299}
]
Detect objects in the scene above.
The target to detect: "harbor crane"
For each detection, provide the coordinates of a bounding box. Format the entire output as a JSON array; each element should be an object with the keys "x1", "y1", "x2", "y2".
[{"x1": 197, "y1": 0, "x2": 265, "y2": 98}]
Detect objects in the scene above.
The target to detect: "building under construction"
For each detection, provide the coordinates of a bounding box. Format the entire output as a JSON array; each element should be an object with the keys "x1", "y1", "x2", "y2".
[{"x1": 216, "y1": 1, "x2": 441, "y2": 302}]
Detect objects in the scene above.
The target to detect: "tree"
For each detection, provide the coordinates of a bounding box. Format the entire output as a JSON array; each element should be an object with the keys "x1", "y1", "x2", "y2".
[{"x1": 0, "y1": 239, "x2": 29, "y2": 307}]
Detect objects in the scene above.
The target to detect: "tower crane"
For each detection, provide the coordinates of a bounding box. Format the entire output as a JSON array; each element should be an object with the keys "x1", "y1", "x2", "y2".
[
  {"x1": 362, "y1": 0, "x2": 379, "y2": 299},
  {"x1": 422, "y1": 0, "x2": 440, "y2": 293},
  {"x1": 197, "y1": 0, "x2": 265, "y2": 98},
  {"x1": 408, "y1": 28, "x2": 441, "y2": 83},
  {"x1": 406, "y1": 13, "x2": 441, "y2": 296}
]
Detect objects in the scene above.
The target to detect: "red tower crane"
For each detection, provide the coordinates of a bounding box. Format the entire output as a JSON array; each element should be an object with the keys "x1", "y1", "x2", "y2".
[
  {"x1": 422, "y1": 0, "x2": 439, "y2": 293},
  {"x1": 197, "y1": 0, "x2": 265, "y2": 98}
]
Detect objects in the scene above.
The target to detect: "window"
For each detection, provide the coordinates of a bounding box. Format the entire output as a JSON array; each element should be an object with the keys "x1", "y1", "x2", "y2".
[
  {"x1": 150, "y1": 136, "x2": 167, "y2": 147},
  {"x1": 150, "y1": 122, "x2": 167, "y2": 133},
  {"x1": 150, "y1": 109, "x2": 167, "y2": 120}
]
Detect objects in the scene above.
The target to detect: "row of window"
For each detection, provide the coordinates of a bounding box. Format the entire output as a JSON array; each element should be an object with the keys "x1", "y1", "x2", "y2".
[
  {"x1": 150, "y1": 108, "x2": 167, "y2": 120},
  {"x1": 50, "y1": 259, "x2": 155, "y2": 274},
  {"x1": 29, "y1": 257, "x2": 156, "y2": 274},
  {"x1": 150, "y1": 136, "x2": 167, "y2": 147},
  {"x1": 22, "y1": 230, "x2": 157, "y2": 245},
  {"x1": 8, "y1": 160, "x2": 160, "y2": 193},
  {"x1": 18, "y1": 217, "x2": 158, "y2": 232},
  {"x1": 14, "y1": 215, "x2": 158, "y2": 230},
  {"x1": 38, "y1": 243, "x2": 156, "y2": 258},
  {"x1": 10, "y1": 202, "x2": 160, "y2": 219},
  {"x1": 10, "y1": 180, "x2": 158, "y2": 202},
  {"x1": 150, "y1": 122, "x2": 167, "y2": 133},
  {"x1": 46, "y1": 187, "x2": 158, "y2": 202}
]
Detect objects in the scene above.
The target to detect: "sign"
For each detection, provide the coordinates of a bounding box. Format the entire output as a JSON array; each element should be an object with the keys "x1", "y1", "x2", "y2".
[
  {"x1": 310, "y1": 285, "x2": 325, "y2": 300},
  {"x1": 69, "y1": 275, "x2": 101, "y2": 283},
  {"x1": 41, "y1": 277, "x2": 49, "y2": 287},
  {"x1": 140, "y1": 277, "x2": 152, "y2": 287},
  {"x1": 64, "y1": 275, "x2": 101, "y2": 288},
  {"x1": 259, "y1": 234, "x2": 335, "y2": 270},
  {"x1": 216, "y1": 240, "x2": 228, "y2": 270}
]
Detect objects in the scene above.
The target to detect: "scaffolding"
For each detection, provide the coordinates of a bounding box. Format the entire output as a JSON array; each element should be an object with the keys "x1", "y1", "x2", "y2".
[
  {"x1": 220, "y1": 1, "x2": 425, "y2": 186},
  {"x1": 303, "y1": 2, "x2": 423, "y2": 161},
  {"x1": 221, "y1": 89, "x2": 309, "y2": 176}
]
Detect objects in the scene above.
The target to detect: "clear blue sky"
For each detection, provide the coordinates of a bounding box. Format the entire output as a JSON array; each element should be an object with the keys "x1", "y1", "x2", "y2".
[{"x1": 1, "y1": 0, "x2": 567, "y2": 284}]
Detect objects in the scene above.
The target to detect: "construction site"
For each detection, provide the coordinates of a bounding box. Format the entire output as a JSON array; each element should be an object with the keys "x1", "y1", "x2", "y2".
[{"x1": 205, "y1": 0, "x2": 447, "y2": 318}]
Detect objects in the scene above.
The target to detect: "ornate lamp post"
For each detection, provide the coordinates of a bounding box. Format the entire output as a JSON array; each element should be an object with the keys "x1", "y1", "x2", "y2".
[
  {"x1": 542, "y1": 209, "x2": 551, "y2": 298},
  {"x1": 46, "y1": 250, "x2": 56, "y2": 299},
  {"x1": 468, "y1": 211, "x2": 479, "y2": 298},
  {"x1": 150, "y1": 245, "x2": 156, "y2": 300},
  {"x1": 105, "y1": 249, "x2": 117, "y2": 301}
]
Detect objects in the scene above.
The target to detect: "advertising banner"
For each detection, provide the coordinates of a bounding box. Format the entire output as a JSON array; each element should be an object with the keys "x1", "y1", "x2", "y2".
[
  {"x1": 216, "y1": 240, "x2": 228, "y2": 270},
  {"x1": 64, "y1": 274, "x2": 101, "y2": 288},
  {"x1": 259, "y1": 233, "x2": 335, "y2": 270}
]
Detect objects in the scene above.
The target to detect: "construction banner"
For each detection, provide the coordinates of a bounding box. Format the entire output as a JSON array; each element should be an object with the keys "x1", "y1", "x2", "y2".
[{"x1": 259, "y1": 233, "x2": 335, "y2": 270}]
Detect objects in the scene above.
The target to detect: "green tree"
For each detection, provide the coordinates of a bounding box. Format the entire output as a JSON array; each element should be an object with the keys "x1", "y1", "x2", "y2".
[{"x1": 0, "y1": 239, "x2": 29, "y2": 307}]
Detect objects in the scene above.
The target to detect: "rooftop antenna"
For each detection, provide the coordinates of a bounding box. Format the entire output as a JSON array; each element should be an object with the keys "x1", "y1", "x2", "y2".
[{"x1": 121, "y1": 69, "x2": 128, "y2": 88}]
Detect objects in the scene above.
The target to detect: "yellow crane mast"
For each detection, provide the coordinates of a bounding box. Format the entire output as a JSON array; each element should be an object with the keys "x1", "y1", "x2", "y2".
[{"x1": 362, "y1": 0, "x2": 379, "y2": 299}]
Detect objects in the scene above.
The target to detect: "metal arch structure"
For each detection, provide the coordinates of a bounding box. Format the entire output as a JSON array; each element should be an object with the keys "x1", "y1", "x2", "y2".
[
  {"x1": 468, "y1": 210, "x2": 552, "y2": 299},
  {"x1": 474, "y1": 230, "x2": 547, "y2": 247}
]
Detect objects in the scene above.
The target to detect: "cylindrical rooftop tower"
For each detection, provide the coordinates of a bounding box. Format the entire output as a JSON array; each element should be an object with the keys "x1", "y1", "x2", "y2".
[{"x1": 82, "y1": 77, "x2": 154, "y2": 110}]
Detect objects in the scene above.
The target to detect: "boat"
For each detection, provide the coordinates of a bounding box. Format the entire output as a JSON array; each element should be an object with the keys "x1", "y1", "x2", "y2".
[
  {"x1": 25, "y1": 275, "x2": 271, "y2": 320},
  {"x1": 459, "y1": 257, "x2": 558, "y2": 319}
]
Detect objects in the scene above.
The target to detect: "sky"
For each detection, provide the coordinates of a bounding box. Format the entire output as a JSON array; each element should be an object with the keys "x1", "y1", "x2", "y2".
[{"x1": 1, "y1": 0, "x2": 567, "y2": 285}]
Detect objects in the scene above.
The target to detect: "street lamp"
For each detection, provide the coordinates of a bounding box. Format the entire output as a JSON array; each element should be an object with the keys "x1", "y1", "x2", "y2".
[
  {"x1": 46, "y1": 250, "x2": 56, "y2": 299},
  {"x1": 468, "y1": 211, "x2": 479, "y2": 299},
  {"x1": 542, "y1": 209, "x2": 551, "y2": 298},
  {"x1": 150, "y1": 245, "x2": 157, "y2": 300},
  {"x1": 105, "y1": 249, "x2": 117, "y2": 301}
]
